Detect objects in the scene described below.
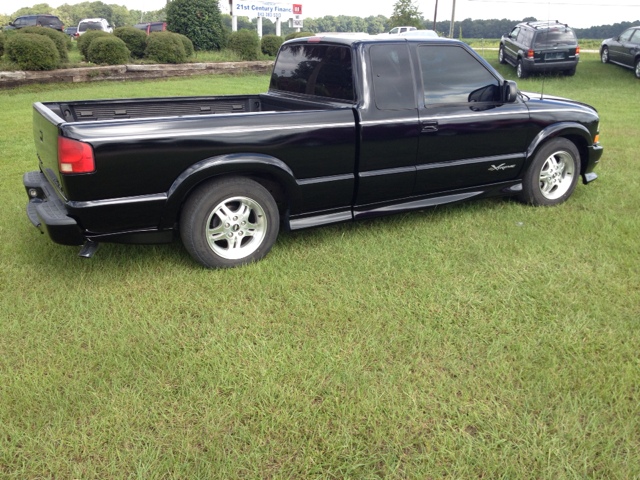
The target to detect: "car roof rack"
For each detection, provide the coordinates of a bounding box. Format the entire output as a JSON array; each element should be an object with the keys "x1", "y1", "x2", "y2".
[{"x1": 524, "y1": 20, "x2": 570, "y2": 30}]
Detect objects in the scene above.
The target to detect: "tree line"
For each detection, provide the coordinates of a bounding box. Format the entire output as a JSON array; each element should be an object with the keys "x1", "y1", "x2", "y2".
[{"x1": 1, "y1": 2, "x2": 638, "y2": 40}]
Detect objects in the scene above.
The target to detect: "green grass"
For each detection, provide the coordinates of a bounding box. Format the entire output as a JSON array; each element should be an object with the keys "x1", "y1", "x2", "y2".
[{"x1": 1, "y1": 55, "x2": 639, "y2": 478}]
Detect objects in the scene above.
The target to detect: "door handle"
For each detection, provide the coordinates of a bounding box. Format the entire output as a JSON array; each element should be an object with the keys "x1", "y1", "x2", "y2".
[{"x1": 421, "y1": 120, "x2": 438, "y2": 132}]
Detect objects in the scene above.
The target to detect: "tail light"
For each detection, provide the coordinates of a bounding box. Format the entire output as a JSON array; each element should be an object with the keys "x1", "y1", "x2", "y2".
[
  {"x1": 527, "y1": 49, "x2": 534, "y2": 58},
  {"x1": 58, "y1": 137, "x2": 95, "y2": 173},
  {"x1": 576, "y1": 46, "x2": 580, "y2": 54}
]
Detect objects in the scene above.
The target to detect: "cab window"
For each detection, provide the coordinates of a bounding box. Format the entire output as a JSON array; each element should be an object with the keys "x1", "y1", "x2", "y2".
[
  {"x1": 370, "y1": 44, "x2": 416, "y2": 110},
  {"x1": 418, "y1": 45, "x2": 501, "y2": 105}
]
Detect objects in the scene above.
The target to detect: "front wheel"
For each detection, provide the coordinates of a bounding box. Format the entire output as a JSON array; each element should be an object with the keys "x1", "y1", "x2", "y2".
[
  {"x1": 635, "y1": 58, "x2": 640, "y2": 79},
  {"x1": 180, "y1": 177, "x2": 280, "y2": 268},
  {"x1": 601, "y1": 47, "x2": 609, "y2": 63},
  {"x1": 518, "y1": 138, "x2": 580, "y2": 206},
  {"x1": 516, "y1": 59, "x2": 528, "y2": 79},
  {"x1": 498, "y1": 45, "x2": 506, "y2": 64}
]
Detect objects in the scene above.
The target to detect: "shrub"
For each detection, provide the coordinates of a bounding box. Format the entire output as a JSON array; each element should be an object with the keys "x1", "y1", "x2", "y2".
[
  {"x1": 261, "y1": 34, "x2": 283, "y2": 56},
  {"x1": 5, "y1": 33, "x2": 60, "y2": 70},
  {"x1": 166, "y1": 0, "x2": 226, "y2": 51},
  {"x1": 78, "y1": 30, "x2": 111, "y2": 59},
  {"x1": 284, "y1": 31, "x2": 315, "y2": 41},
  {"x1": 114, "y1": 26, "x2": 147, "y2": 58},
  {"x1": 87, "y1": 36, "x2": 130, "y2": 65},
  {"x1": 227, "y1": 29, "x2": 260, "y2": 61},
  {"x1": 145, "y1": 32, "x2": 186, "y2": 64},
  {"x1": 17, "y1": 26, "x2": 68, "y2": 62},
  {"x1": 176, "y1": 33, "x2": 194, "y2": 57}
]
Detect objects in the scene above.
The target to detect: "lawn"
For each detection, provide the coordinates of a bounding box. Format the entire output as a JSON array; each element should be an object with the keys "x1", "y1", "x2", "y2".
[{"x1": 0, "y1": 53, "x2": 638, "y2": 478}]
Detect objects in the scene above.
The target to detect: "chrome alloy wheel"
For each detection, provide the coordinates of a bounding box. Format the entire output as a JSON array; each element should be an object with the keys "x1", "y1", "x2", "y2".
[
  {"x1": 206, "y1": 196, "x2": 267, "y2": 260},
  {"x1": 499, "y1": 47, "x2": 504, "y2": 62},
  {"x1": 601, "y1": 48, "x2": 608, "y2": 63},
  {"x1": 538, "y1": 151, "x2": 575, "y2": 200},
  {"x1": 635, "y1": 60, "x2": 640, "y2": 79}
]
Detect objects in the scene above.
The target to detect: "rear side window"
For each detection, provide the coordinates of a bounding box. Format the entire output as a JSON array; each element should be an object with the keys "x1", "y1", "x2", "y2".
[
  {"x1": 534, "y1": 28, "x2": 577, "y2": 47},
  {"x1": 370, "y1": 44, "x2": 416, "y2": 110},
  {"x1": 79, "y1": 22, "x2": 103, "y2": 32},
  {"x1": 150, "y1": 23, "x2": 164, "y2": 32},
  {"x1": 270, "y1": 44, "x2": 354, "y2": 101},
  {"x1": 418, "y1": 45, "x2": 500, "y2": 105}
]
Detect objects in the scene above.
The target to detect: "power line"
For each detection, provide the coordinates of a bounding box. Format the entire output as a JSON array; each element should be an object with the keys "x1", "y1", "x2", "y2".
[{"x1": 469, "y1": 1, "x2": 640, "y2": 5}]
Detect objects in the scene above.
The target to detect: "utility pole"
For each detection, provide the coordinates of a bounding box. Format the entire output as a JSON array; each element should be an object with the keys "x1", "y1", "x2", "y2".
[
  {"x1": 433, "y1": 0, "x2": 438, "y2": 31},
  {"x1": 448, "y1": 0, "x2": 456, "y2": 38}
]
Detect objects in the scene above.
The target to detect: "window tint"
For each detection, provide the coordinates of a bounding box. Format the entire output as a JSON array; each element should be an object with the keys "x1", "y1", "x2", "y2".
[
  {"x1": 38, "y1": 16, "x2": 62, "y2": 27},
  {"x1": 26, "y1": 17, "x2": 37, "y2": 26},
  {"x1": 270, "y1": 44, "x2": 354, "y2": 101},
  {"x1": 418, "y1": 45, "x2": 500, "y2": 105},
  {"x1": 150, "y1": 23, "x2": 164, "y2": 32},
  {"x1": 370, "y1": 44, "x2": 416, "y2": 110},
  {"x1": 534, "y1": 28, "x2": 577, "y2": 47},
  {"x1": 620, "y1": 29, "x2": 635, "y2": 42},
  {"x1": 79, "y1": 22, "x2": 103, "y2": 32}
]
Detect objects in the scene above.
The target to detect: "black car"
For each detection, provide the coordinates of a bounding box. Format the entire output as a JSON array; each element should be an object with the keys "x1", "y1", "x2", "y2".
[
  {"x1": 5, "y1": 14, "x2": 64, "y2": 32},
  {"x1": 600, "y1": 26, "x2": 640, "y2": 79},
  {"x1": 64, "y1": 26, "x2": 77, "y2": 38},
  {"x1": 499, "y1": 21, "x2": 579, "y2": 78}
]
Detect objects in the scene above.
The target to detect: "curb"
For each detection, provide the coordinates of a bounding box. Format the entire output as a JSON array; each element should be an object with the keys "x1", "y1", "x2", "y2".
[{"x1": 0, "y1": 61, "x2": 275, "y2": 89}]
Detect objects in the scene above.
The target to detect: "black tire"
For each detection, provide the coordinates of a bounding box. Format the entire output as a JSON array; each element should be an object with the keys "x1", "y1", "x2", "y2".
[
  {"x1": 498, "y1": 45, "x2": 506, "y2": 64},
  {"x1": 518, "y1": 138, "x2": 580, "y2": 206},
  {"x1": 180, "y1": 176, "x2": 280, "y2": 268},
  {"x1": 516, "y1": 59, "x2": 528, "y2": 79},
  {"x1": 601, "y1": 47, "x2": 609, "y2": 64},
  {"x1": 564, "y1": 67, "x2": 576, "y2": 76},
  {"x1": 635, "y1": 58, "x2": 640, "y2": 79}
]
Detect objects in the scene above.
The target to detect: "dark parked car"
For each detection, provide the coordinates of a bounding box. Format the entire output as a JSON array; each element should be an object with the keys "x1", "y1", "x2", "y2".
[
  {"x1": 64, "y1": 26, "x2": 77, "y2": 38},
  {"x1": 23, "y1": 36, "x2": 602, "y2": 268},
  {"x1": 600, "y1": 26, "x2": 640, "y2": 79},
  {"x1": 133, "y1": 22, "x2": 167, "y2": 34},
  {"x1": 4, "y1": 14, "x2": 64, "y2": 32},
  {"x1": 499, "y1": 20, "x2": 580, "y2": 78}
]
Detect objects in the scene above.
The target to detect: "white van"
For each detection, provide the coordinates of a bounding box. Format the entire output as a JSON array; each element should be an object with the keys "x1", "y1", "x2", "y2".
[{"x1": 77, "y1": 18, "x2": 113, "y2": 35}]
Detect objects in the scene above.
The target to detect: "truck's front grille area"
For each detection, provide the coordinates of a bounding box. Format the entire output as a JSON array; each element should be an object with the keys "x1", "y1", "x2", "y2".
[{"x1": 66, "y1": 100, "x2": 248, "y2": 122}]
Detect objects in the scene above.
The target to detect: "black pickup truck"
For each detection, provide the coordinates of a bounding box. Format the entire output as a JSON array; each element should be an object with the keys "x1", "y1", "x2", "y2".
[{"x1": 24, "y1": 35, "x2": 603, "y2": 268}]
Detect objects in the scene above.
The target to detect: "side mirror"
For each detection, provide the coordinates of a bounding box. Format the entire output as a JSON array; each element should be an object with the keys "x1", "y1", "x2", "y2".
[
  {"x1": 8, "y1": 22, "x2": 14, "y2": 26},
  {"x1": 504, "y1": 80, "x2": 518, "y2": 103}
]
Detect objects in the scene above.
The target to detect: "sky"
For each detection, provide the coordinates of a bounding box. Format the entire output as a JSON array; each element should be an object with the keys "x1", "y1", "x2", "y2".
[{"x1": 2, "y1": 0, "x2": 640, "y2": 29}]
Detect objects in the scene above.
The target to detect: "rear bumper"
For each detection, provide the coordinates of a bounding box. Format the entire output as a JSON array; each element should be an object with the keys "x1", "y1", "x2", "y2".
[
  {"x1": 23, "y1": 171, "x2": 85, "y2": 246},
  {"x1": 523, "y1": 58, "x2": 579, "y2": 72}
]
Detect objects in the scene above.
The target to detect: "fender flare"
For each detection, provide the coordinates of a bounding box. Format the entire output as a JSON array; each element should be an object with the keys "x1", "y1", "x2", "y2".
[
  {"x1": 524, "y1": 122, "x2": 592, "y2": 171},
  {"x1": 159, "y1": 153, "x2": 301, "y2": 229}
]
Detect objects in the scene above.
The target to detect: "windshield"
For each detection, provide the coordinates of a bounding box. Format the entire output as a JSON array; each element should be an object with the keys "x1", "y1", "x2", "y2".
[
  {"x1": 534, "y1": 28, "x2": 577, "y2": 47},
  {"x1": 79, "y1": 22, "x2": 103, "y2": 32},
  {"x1": 270, "y1": 44, "x2": 354, "y2": 101}
]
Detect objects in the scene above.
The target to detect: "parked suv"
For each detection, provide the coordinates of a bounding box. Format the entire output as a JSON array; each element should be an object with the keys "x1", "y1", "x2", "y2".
[
  {"x1": 600, "y1": 26, "x2": 640, "y2": 79},
  {"x1": 77, "y1": 18, "x2": 113, "y2": 35},
  {"x1": 4, "y1": 14, "x2": 64, "y2": 32},
  {"x1": 499, "y1": 21, "x2": 579, "y2": 78}
]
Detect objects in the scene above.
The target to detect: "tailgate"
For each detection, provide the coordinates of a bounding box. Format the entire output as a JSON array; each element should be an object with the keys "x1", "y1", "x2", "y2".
[{"x1": 33, "y1": 102, "x2": 64, "y2": 195}]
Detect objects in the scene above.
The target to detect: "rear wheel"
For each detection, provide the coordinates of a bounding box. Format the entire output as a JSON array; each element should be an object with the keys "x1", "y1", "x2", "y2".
[
  {"x1": 498, "y1": 45, "x2": 506, "y2": 64},
  {"x1": 564, "y1": 67, "x2": 576, "y2": 76},
  {"x1": 517, "y1": 59, "x2": 528, "y2": 79},
  {"x1": 601, "y1": 47, "x2": 609, "y2": 63},
  {"x1": 519, "y1": 138, "x2": 580, "y2": 206},
  {"x1": 180, "y1": 177, "x2": 279, "y2": 268}
]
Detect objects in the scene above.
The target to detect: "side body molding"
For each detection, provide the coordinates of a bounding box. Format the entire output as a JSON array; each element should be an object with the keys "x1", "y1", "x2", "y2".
[{"x1": 159, "y1": 153, "x2": 301, "y2": 229}]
